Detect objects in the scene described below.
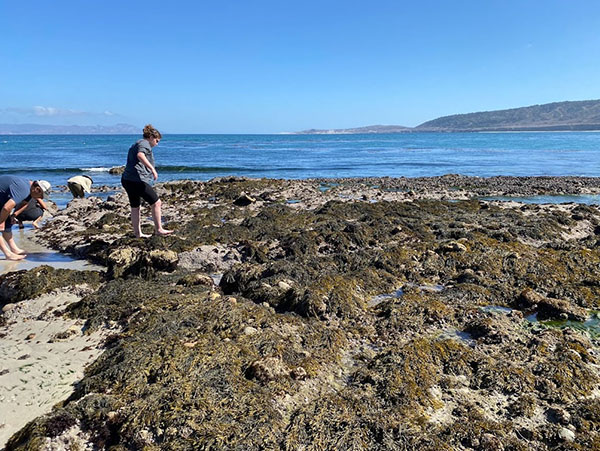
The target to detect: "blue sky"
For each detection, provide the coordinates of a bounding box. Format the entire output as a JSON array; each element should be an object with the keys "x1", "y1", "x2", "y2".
[{"x1": 1, "y1": 0, "x2": 600, "y2": 133}]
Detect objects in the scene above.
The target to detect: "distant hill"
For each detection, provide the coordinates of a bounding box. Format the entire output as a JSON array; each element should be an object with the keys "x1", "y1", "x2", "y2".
[
  {"x1": 296, "y1": 100, "x2": 600, "y2": 134},
  {"x1": 416, "y1": 100, "x2": 600, "y2": 132},
  {"x1": 0, "y1": 123, "x2": 139, "y2": 135}
]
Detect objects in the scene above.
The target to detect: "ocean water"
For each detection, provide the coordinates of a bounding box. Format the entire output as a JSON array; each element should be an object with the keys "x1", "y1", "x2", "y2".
[{"x1": 0, "y1": 132, "x2": 599, "y2": 189}]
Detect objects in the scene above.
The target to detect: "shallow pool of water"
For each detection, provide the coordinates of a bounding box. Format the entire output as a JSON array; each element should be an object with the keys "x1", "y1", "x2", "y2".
[
  {"x1": 0, "y1": 230, "x2": 104, "y2": 275},
  {"x1": 481, "y1": 194, "x2": 600, "y2": 205},
  {"x1": 526, "y1": 312, "x2": 600, "y2": 337},
  {"x1": 480, "y1": 305, "x2": 513, "y2": 315}
]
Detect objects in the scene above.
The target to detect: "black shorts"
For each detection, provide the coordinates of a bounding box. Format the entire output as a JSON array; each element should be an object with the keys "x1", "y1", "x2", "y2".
[
  {"x1": 16, "y1": 205, "x2": 43, "y2": 221},
  {"x1": 121, "y1": 177, "x2": 159, "y2": 208}
]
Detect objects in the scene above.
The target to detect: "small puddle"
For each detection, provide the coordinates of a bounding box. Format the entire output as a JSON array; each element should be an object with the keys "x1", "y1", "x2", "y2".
[
  {"x1": 526, "y1": 312, "x2": 600, "y2": 337},
  {"x1": 286, "y1": 199, "x2": 301, "y2": 204},
  {"x1": 481, "y1": 194, "x2": 600, "y2": 205},
  {"x1": 318, "y1": 182, "x2": 339, "y2": 193},
  {"x1": 368, "y1": 288, "x2": 404, "y2": 307},
  {"x1": 480, "y1": 305, "x2": 513, "y2": 315}
]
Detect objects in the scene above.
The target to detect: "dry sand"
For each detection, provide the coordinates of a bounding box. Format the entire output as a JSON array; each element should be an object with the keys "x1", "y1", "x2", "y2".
[{"x1": 0, "y1": 229, "x2": 109, "y2": 448}]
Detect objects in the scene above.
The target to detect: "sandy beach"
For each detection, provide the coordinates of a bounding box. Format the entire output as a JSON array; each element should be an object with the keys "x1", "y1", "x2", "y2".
[
  {"x1": 0, "y1": 290, "x2": 115, "y2": 448},
  {"x1": 0, "y1": 228, "x2": 107, "y2": 449}
]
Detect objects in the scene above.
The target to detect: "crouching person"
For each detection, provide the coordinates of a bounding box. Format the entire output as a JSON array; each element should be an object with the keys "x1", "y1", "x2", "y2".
[{"x1": 0, "y1": 177, "x2": 50, "y2": 260}]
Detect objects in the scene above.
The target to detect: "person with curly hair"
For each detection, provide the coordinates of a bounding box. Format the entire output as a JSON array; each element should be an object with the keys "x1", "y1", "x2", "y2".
[{"x1": 121, "y1": 124, "x2": 173, "y2": 238}]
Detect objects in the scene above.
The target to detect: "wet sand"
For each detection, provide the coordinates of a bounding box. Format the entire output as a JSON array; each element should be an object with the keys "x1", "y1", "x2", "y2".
[{"x1": 0, "y1": 227, "x2": 103, "y2": 276}]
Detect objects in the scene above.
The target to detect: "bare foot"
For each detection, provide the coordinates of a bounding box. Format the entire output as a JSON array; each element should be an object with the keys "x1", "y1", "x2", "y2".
[
  {"x1": 135, "y1": 233, "x2": 151, "y2": 238},
  {"x1": 156, "y1": 229, "x2": 173, "y2": 236},
  {"x1": 10, "y1": 247, "x2": 26, "y2": 255},
  {"x1": 6, "y1": 252, "x2": 26, "y2": 261}
]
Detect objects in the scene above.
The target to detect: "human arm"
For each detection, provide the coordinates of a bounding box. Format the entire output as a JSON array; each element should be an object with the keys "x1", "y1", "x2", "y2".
[
  {"x1": 137, "y1": 151, "x2": 158, "y2": 181},
  {"x1": 35, "y1": 198, "x2": 48, "y2": 211},
  {"x1": 12, "y1": 200, "x2": 30, "y2": 218},
  {"x1": 0, "y1": 199, "x2": 16, "y2": 232}
]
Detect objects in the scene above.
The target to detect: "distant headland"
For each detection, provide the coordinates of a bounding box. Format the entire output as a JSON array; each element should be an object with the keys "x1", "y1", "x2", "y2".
[
  {"x1": 0, "y1": 123, "x2": 139, "y2": 135},
  {"x1": 297, "y1": 99, "x2": 600, "y2": 134}
]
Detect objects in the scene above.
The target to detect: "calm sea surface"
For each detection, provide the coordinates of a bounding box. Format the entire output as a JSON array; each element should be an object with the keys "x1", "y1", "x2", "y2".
[{"x1": 1, "y1": 132, "x2": 599, "y2": 189}]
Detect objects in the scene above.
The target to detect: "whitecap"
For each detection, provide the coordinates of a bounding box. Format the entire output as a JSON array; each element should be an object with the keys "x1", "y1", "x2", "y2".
[{"x1": 81, "y1": 167, "x2": 110, "y2": 172}]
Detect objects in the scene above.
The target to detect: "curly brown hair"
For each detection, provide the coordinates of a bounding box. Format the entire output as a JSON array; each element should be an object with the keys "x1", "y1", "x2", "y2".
[{"x1": 143, "y1": 124, "x2": 162, "y2": 139}]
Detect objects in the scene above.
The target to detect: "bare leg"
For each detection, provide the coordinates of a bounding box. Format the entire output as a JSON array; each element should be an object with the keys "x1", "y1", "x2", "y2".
[
  {"x1": 131, "y1": 207, "x2": 150, "y2": 238},
  {"x1": 6, "y1": 232, "x2": 26, "y2": 255},
  {"x1": 18, "y1": 219, "x2": 25, "y2": 229},
  {"x1": 0, "y1": 232, "x2": 25, "y2": 260},
  {"x1": 32, "y1": 217, "x2": 41, "y2": 229},
  {"x1": 151, "y1": 200, "x2": 173, "y2": 236}
]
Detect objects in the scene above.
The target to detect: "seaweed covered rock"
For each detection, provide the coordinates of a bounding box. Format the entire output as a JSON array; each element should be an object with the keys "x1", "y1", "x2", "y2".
[
  {"x1": 0, "y1": 266, "x2": 103, "y2": 306},
  {"x1": 106, "y1": 247, "x2": 178, "y2": 279},
  {"x1": 10, "y1": 177, "x2": 600, "y2": 449},
  {"x1": 516, "y1": 288, "x2": 588, "y2": 321}
]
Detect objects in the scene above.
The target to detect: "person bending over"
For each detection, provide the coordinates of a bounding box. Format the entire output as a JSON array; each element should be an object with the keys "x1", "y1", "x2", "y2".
[
  {"x1": 0, "y1": 177, "x2": 50, "y2": 260},
  {"x1": 121, "y1": 124, "x2": 173, "y2": 238},
  {"x1": 67, "y1": 175, "x2": 93, "y2": 198}
]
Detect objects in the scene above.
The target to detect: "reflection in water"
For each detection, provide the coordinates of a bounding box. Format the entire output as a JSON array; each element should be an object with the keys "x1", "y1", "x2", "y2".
[
  {"x1": 1, "y1": 231, "x2": 104, "y2": 275},
  {"x1": 20, "y1": 252, "x2": 76, "y2": 263}
]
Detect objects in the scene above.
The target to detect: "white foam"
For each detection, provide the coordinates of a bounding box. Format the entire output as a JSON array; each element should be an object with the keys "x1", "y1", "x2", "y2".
[{"x1": 80, "y1": 167, "x2": 110, "y2": 172}]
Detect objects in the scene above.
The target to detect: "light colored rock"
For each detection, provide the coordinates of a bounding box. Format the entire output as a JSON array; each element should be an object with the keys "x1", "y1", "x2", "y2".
[
  {"x1": 277, "y1": 281, "x2": 292, "y2": 291},
  {"x1": 1, "y1": 303, "x2": 16, "y2": 313},
  {"x1": 558, "y1": 427, "x2": 575, "y2": 442},
  {"x1": 244, "y1": 326, "x2": 258, "y2": 335}
]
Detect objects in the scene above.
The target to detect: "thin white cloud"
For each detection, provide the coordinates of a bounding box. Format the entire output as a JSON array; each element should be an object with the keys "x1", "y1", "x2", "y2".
[
  {"x1": 32, "y1": 106, "x2": 88, "y2": 117},
  {"x1": 0, "y1": 106, "x2": 122, "y2": 118}
]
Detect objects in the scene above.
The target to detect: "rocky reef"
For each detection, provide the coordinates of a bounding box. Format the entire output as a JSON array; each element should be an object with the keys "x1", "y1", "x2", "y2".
[{"x1": 3, "y1": 176, "x2": 600, "y2": 450}]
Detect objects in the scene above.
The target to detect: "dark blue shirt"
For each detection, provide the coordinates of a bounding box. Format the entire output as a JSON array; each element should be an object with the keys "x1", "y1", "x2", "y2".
[{"x1": 0, "y1": 175, "x2": 31, "y2": 208}]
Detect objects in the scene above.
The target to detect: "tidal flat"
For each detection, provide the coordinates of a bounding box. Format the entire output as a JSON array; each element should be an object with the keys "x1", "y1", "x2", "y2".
[{"x1": 2, "y1": 175, "x2": 600, "y2": 450}]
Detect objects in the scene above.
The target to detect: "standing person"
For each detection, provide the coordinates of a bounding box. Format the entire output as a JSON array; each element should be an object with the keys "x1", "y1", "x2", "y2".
[
  {"x1": 121, "y1": 124, "x2": 173, "y2": 238},
  {"x1": 0, "y1": 176, "x2": 50, "y2": 260},
  {"x1": 67, "y1": 175, "x2": 93, "y2": 198}
]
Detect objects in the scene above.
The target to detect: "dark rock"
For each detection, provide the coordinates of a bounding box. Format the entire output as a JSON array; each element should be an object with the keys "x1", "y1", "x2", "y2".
[
  {"x1": 108, "y1": 166, "x2": 125, "y2": 175},
  {"x1": 233, "y1": 193, "x2": 256, "y2": 206}
]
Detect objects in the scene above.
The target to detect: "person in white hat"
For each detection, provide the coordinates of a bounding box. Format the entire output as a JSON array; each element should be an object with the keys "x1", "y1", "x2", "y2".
[
  {"x1": 0, "y1": 176, "x2": 50, "y2": 260},
  {"x1": 67, "y1": 175, "x2": 93, "y2": 198}
]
